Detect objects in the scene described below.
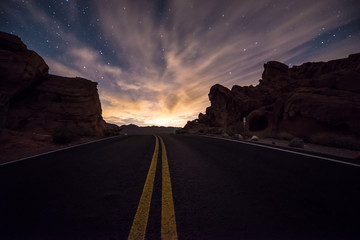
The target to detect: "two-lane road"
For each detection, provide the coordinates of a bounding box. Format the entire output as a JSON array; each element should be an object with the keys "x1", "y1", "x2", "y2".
[{"x1": 1, "y1": 134, "x2": 359, "y2": 239}]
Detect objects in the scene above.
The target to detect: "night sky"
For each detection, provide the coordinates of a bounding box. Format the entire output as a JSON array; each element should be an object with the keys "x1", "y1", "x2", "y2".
[{"x1": 1, "y1": 0, "x2": 359, "y2": 127}]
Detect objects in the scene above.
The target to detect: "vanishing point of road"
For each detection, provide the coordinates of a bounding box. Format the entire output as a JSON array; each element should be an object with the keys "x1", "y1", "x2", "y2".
[{"x1": 1, "y1": 134, "x2": 359, "y2": 239}]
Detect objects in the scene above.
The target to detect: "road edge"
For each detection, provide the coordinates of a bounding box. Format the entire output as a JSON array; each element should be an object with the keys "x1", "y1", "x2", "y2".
[
  {"x1": 201, "y1": 135, "x2": 360, "y2": 168},
  {"x1": 0, "y1": 135, "x2": 123, "y2": 167}
]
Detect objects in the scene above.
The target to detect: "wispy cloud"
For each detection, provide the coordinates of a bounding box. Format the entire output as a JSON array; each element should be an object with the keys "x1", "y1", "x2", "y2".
[{"x1": 3, "y1": 0, "x2": 359, "y2": 126}]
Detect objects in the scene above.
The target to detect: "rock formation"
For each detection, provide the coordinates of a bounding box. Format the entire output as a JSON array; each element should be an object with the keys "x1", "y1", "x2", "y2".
[
  {"x1": 0, "y1": 31, "x2": 106, "y2": 138},
  {"x1": 182, "y1": 53, "x2": 360, "y2": 140}
]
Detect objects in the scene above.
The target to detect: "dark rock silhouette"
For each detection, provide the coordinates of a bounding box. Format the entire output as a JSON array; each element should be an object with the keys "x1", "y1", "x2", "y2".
[
  {"x1": 182, "y1": 53, "x2": 360, "y2": 140},
  {"x1": 0, "y1": 31, "x2": 106, "y2": 137}
]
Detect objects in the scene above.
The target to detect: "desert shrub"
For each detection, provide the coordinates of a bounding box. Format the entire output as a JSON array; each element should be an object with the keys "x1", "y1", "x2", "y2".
[
  {"x1": 309, "y1": 133, "x2": 360, "y2": 150},
  {"x1": 258, "y1": 130, "x2": 294, "y2": 140},
  {"x1": 76, "y1": 127, "x2": 95, "y2": 137},
  {"x1": 207, "y1": 127, "x2": 223, "y2": 135},
  {"x1": 51, "y1": 126, "x2": 98, "y2": 144},
  {"x1": 241, "y1": 131, "x2": 252, "y2": 139},
  {"x1": 226, "y1": 129, "x2": 235, "y2": 137},
  {"x1": 52, "y1": 128, "x2": 76, "y2": 144},
  {"x1": 105, "y1": 129, "x2": 122, "y2": 136},
  {"x1": 278, "y1": 132, "x2": 295, "y2": 140},
  {"x1": 175, "y1": 129, "x2": 185, "y2": 134},
  {"x1": 258, "y1": 130, "x2": 277, "y2": 138},
  {"x1": 105, "y1": 124, "x2": 123, "y2": 136}
]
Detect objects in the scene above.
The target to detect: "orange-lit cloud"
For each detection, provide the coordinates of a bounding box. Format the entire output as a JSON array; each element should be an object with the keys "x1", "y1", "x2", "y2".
[{"x1": 4, "y1": 0, "x2": 359, "y2": 126}]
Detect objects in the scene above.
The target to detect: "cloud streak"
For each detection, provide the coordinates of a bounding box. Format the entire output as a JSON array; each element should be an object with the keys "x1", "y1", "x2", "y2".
[{"x1": 2, "y1": 0, "x2": 359, "y2": 126}]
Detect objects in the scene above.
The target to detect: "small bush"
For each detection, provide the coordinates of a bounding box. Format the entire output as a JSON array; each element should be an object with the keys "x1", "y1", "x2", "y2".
[
  {"x1": 52, "y1": 128, "x2": 76, "y2": 144},
  {"x1": 258, "y1": 130, "x2": 294, "y2": 140},
  {"x1": 309, "y1": 133, "x2": 360, "y2": 150},
  {"x1": 226, "y1": 129, "x2": 235, "y2": 137},
  {"x1": 175, "y1": 129, "x2": 185, "y2": 134},
  {"x1": 75, "y1": 127, "x2": 94, "y2": 137},
  {"x1": 105, "y1": 124, "x2": 123, "y2": 136},
  {"x1": 278, "y1": 132, "x2": 295, "y2": 141},
  {"x1": 241, "y1": 131, "x2": 252, "y2": 139},
  {"x1": 258, "y1": 130, "x2": 277, "y2": 139},
  {"x1": 288, "y1": 137, "x2": 304, "y2": 148}
]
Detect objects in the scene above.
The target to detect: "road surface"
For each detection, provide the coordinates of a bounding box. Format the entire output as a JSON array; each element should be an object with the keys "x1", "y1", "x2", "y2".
[{"x1": 0, "y1": 134, "x2": 359, "y2": 239}]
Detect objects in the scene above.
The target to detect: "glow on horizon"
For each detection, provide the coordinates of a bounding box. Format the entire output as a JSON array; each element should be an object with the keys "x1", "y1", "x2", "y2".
[{"x1": 2, "y1": 0, "x2": 359, "y2": 127}]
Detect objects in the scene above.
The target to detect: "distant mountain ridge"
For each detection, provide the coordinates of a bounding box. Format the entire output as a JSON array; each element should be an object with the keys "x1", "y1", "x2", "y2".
[
  {"x1": 121, "y1": 124, "x2": 180, "y2": 135},
  {"x1": 181, "y1": 53, "x2": 360, "y2": 142}
]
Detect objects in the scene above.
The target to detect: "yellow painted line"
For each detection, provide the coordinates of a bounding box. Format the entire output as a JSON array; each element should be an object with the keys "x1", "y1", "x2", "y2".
[
  {"x1": 128, "y1": 136, "x2": 178, "y2": 239},
  {"x1": 159, "y1": 136, "x2": 178, "y2": 240},
  {"x1": 128, "y1": 136, "x2": 159, "y2": 240}
]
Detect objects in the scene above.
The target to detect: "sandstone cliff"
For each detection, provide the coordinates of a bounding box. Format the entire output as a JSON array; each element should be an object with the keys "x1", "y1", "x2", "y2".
[
  {"x1": 0, "y1": 31, "x2": 106, "y2": 139},
  {"x1": 182, "y1": 53, "x2": 360, "y2": 141}
]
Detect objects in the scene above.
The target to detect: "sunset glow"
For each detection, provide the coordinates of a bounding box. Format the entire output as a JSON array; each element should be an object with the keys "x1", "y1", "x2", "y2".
[{"x1": 1, "y1": 0, "x2": 359, "y2": 126}]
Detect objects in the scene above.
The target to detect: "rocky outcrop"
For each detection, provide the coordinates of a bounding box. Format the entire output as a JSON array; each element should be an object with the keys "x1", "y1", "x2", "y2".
[
  {"x1": 0, "y1": 31, "x2": 106, "y2": 137},
  {"x1": 0, "y1": 32, "x2": 49, "y2": 128},
  {"x1": 182, "y1": 53, "x2": 360, "y2": 140}
]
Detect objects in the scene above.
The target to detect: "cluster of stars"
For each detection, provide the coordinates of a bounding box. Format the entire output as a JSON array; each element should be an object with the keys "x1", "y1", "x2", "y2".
[
  {"x1": 312, "y1": 25, "x2": 355, "y2": 50},
  {"x1": 1, "y1": 1, "x2": 358, "y2": 73}
]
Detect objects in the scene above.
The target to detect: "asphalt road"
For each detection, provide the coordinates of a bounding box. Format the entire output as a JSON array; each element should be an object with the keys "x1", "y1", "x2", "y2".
[{"x1": 0, "y1": 134, "x2": 359, "y2": 239}]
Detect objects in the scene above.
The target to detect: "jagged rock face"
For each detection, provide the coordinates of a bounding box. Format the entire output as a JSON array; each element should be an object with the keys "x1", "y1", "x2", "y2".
[
  {"x1": 0, "y1": 31, "x2": 105, "y2": 136},
  {"x1": 0, "y1": 32, "x2": 49, "y2": 96},
  {"x1": 5, "y1": 75, "x2": 106, "y2": 135},
  {"x1": 183, "y1": 53, "x2": 360, "y2": 139},
  {"x1": 0, "y1": 32, "x2": 49, "y2": 128}
]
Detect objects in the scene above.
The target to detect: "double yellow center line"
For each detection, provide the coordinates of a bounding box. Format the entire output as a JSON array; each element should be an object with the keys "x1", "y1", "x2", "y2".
[{"x1": 128, "y1": 136, "x2": 177, "y2": 240}]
